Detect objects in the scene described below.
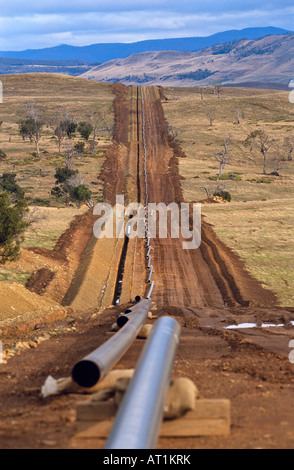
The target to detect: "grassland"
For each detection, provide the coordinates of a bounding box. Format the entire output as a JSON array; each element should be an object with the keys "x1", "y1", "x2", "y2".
[
  {"x1": 0, "y1": 74, "x2": 114, "y2": 205},
  {"x1": 0, "y1": 74, "x2": 114, "y2": 285},
  {"x1": 163, "y1": 86, "x2": 294, "y2": 306}
]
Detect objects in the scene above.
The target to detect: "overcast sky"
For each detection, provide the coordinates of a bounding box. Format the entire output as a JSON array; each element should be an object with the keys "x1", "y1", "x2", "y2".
[{"x1": 0, "y1": 1, "x2": 293, "y2": 51}]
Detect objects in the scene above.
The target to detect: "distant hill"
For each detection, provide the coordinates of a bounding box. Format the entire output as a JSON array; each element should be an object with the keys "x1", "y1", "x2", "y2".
[
  {"x1": 0, "y1": 58, "x2": 100, "y2": 76},
  {"x1": 81, "y1": 33, "x2": 294, "y2": 88},
  {"x1": 0, "y1": 27, "x2": 291, "y2": 63}
]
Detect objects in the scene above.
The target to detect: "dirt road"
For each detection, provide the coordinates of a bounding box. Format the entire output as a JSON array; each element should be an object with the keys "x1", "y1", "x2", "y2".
[{"x1": 0, "y1": 84, "x2": 293, "y2": 450}]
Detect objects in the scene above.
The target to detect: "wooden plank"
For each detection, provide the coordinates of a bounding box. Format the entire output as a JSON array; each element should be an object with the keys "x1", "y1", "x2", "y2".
[
  {"x1": 76, "y1": 401, "x2": 117, "y2": 422},
  {"x1": 74, "y1": 399, "x2": 231, "y2": 438},
  {"x1": 161, "y1": 417, "x2": 230, "y2": 437},
  {"x1": 76, "y1": 398, "x2": 230, "y2": 422},
  {"x1": 193, "y1": 399, "x2": 230, "y2": 419}
]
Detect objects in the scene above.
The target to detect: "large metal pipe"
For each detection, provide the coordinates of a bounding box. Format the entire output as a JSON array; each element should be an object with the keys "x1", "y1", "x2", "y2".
[
  {"x1": 105, "y1": 316, "x2": 181, "y2": 449},
  {"x1": 117, "y1": 299, "x2": 152, "y2": 328},
  {"x1": 72, "y1": 299, "x2": 151, "y2": 388}
]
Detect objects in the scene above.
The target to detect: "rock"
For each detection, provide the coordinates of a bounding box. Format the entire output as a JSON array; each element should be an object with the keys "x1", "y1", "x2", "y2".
[{"x1": 29, "y1": 341, "x2": 38, "y2": 349}]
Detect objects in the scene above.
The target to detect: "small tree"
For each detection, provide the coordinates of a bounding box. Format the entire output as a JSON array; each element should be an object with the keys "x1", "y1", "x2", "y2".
[
  {"x1": 51, "y1": 171, "x2": 89, "y2": 207},
  {"x1": 19, "y1": 101, "x2": 44, "y2": 155},
  {"x1": 71, "y1": 184, "x2": 92, "y2": 207},
  {"x1": 215, "y1": 137, "x2": 230, "y2": 181},
  {"x1": 0, "y1": 191, "x2": 29, "y2": 264},
  {"x1": 78, "y1": 121, "x2": 93, "y2": 141}
]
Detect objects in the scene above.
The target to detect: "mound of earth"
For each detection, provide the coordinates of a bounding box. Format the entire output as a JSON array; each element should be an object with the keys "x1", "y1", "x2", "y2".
[{"x1": 0, "y1": 282, "x2": 67, "y2": 336}]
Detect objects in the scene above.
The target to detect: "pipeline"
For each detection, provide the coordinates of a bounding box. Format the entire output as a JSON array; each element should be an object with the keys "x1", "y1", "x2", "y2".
[
  {"x1": 117, "y1": 298, "x2": 152, "y2": 328},
  {"x1": 71, "y1": 299, "x2": 151, "y2": 388},
  {"x1": 105, "y1": 316, "x2": 181, "y2": 449}
]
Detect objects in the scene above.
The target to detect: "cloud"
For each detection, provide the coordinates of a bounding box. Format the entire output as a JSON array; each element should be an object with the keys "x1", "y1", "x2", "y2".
[{"x1": 0, "y1": 1, "x2": 293, "y2": 50}]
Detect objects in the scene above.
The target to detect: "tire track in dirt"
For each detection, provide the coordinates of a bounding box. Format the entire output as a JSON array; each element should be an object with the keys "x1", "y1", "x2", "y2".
[{"x1": 141, "y1": 85, "x2": 278, "y2": 309}]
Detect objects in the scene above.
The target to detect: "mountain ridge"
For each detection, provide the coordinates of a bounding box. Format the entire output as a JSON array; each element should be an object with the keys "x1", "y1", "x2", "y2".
[{"x1": 0, "y1": 27, "x2": 291, "y2": 63}]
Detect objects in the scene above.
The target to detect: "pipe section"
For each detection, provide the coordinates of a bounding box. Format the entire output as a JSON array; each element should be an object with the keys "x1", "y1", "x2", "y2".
[
  {"x1": 72, "y1": 300, "x2": 151, "y2": 388},
  {"x1": 105, "y1": 316, "x2": 181, "y2": 449}
]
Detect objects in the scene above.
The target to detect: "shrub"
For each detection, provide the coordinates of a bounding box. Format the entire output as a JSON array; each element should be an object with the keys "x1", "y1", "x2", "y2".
[
  {"x1": 71, "y1": 184, "x2": 92, "y2": 206},
  {"x1": 0, "y1": 191, "x2": 29, "y2": 264},
  {"x1": 0, "y1": 149, "x2": 7, "y2": 160},
  {"x1": 209, "y1": 173, "x2": 242, "y2": 181},
  {"x1": 74, "y1": 141, "x2": 86, "y2": 153},
  {"x1": 30, "y1": 197, "x2": 51, "y2": 207},
  {"x1": 213, "y1": 188, "x2": 232, "y2": 202},
  {"x1": 0, "y1": 173, "x2": 24, "y2": 200},
  {"x1": 256, "y1": 178, "x2": 272, "y2": 184},
  {"x1": 63, "y1": 119, "x2": 77, "y2": 138},
  {"x1": 54, "y1": 166, "x2": 78, "y2": 184},
  {"x1": 78, "y1": 121, "x2": 93, "y2": 141}
]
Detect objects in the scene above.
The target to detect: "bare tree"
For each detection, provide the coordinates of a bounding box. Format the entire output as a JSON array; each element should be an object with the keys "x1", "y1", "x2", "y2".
[
  {"x1": 214, "y1": 82, "x2": 223, "y2": 99},
  {"x1": 201, "y1": 186, "x2": 211, "y2": 198},
  {"x1": 215, "y1": 137, "x2": 230, "y2": 180},
  {"x1": 86, "y1": 107, "x2": 111, "y2": 153},
  {"x1": 244, "y1": 130, "x2": 276, "y2": 175},
  {"x1": 62, "y1": 142, "x2": 79, "y2": 169},
  {"x1": 199, "y1": 86, "x2": 207, "y2": 100},
  {"x1": 25, "y1": 207, "x2": 47, "y2": 227},
  {"x1": 283, "y1": 136, "x2": 294, "y2": 161},
  {"x1": 234, "y1": 109, "x2": 240, "y2": 124},
  {"x1": 54, "y1": 120, "x2": 67, "y2": 153},
  {"x1": 272, "y1": 140, "x2": 283, "y2": 173},
  {"x1": 167, "y1": 125, "x2": 183, "y2": 144},
  {"x1": 206, "y1": 108, "x2": 216, "y2": 126}
]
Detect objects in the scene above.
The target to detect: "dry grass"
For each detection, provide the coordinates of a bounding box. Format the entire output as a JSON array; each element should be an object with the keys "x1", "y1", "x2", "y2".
[
  {"x1": 163, "y1": 86, "x2": 294, "y2": 306},
  {"x1": 0, "y1": 206, "x2": 88, "y2": 285},
  {"x1": 23, "y1": 206, "x2": 87, "y2": 250},
  {"x1": 0, "y1": 74, "x2": 114, "y2": 286}
]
